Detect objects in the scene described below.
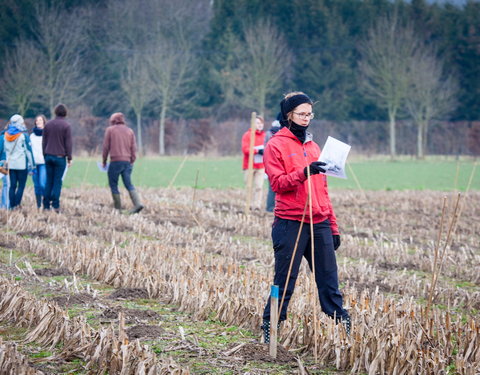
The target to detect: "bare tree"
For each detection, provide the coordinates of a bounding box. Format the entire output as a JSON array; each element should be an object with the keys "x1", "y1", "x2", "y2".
[
  {"x1": 405, "y1": 48, "x2": 458, "y2": 159},
  {"x1": 147, "y1": 43, "x2": 196, "y2": 155},
  {"x1": 226, "y1": 21, "x2": 291, "y2": 117},
  {"x1": 120, "y1": 54, "x2": 154, "y2": 155},
  {"x1": 0, "y1": 39, "x2": 44, "y2": 116},
  {"x1": 146, "y1": 0, "x2": 211, "y2": 155},
  {"x1": 360, "y1": 14, "x2": 421, "y2": 159},
  {"x1": 33, "y1": 4, "x2": 92, "y2": 116}
]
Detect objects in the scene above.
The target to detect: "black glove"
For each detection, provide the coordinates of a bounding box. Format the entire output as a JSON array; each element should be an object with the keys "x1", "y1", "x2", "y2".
[
  {"x1": 258, "y1": 148, "x2": 264, "y2": 155},
  {"x1": 333, "y1": 234, "x2": 341, "y2": 251},
  {"x1": 304, "y1": 161, "x2": 326, "y2": 177}
]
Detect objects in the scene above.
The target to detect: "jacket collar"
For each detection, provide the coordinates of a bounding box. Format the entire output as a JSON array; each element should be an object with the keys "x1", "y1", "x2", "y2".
[{"x1": 277, "y1": 126, "x2": 313, "y2": 144}]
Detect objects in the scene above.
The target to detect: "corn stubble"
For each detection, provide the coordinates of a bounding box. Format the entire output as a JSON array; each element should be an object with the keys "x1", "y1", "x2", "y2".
[{"x1": 0, "y1": 187, "x2": 479, "y2": 374}]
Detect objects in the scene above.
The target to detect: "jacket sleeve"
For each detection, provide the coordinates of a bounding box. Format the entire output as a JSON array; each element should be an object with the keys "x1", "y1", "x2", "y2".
[
  {"x1": 324, "y1": 176, "x2": 339, "y2": 235},
  {"x1": 102, "y1": 128, "x2": 110, "y2": 164},
  {"x1": 42, "y1": 127, "x2": 48, "y2": 154},
  {"x1": 264, "y1": 143, "x2": 306, "y2": 194},
  {"x1": 130, "y1": 131, "x2": 136, "y2": 164},
  {"x1": 24, "y1": 134, "x2": 35, "y2": 170},
  {"x1": 241, "y1": 131, "x2": 250, "y2": 156}
]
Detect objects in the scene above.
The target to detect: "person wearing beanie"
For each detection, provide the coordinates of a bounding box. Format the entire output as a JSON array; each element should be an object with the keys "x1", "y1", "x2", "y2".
[
  {"x1": 0, "y1": 114, "x2": 35, "y2": 209},
  {"x1": 260, "y1": 92, "x2": 350, "y2": 344},
  {"x1": 42, "y1": 103, "x2": 72, "y2": 212},
  {"x1": 241, "y1": 115, "x2": 266, "y2": 210},
  {"x1": 102, "y1": 112, "x2": 143, "y2": 214},
  {"x1": 30, "y1": 114, "x2": 47, "y2": 208}
]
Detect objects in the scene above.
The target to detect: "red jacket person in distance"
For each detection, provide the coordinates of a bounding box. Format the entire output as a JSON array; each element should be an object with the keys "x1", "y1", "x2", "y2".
[
  {"x1": 260, "y1": 92, "x2": 350, "y2": 344},
  {"x1": 241, "y1": 116, "x2": 266, "y2": 210}
]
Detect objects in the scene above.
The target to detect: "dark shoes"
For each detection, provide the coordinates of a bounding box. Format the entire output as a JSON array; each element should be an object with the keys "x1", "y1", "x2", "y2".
[{"x1": 261, "y1": 321, "x2": 281, "y2": 344}]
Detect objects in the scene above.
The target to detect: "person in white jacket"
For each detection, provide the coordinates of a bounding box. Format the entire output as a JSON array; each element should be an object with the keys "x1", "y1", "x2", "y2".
[
  {"x1": 0, "y1": 114, "x2": 34, "y2": 209},
  {"x1": 30, "y1": 115, "x2": 47, "y2": 208}
]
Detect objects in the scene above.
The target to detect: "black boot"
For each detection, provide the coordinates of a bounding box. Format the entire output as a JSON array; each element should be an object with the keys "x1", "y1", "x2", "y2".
[
  {"x1": 35, "y1": 194, "x2": 42, "y2": 209},
  {"x1": 261, "y1": 321, "x2": 281, "y2": 344},
  {"x1": 261, "y1": 321, "x2": 271, "y2": 344},
  {"x1": 335, "y1": 315, "x2": 351, "y2": 335}
]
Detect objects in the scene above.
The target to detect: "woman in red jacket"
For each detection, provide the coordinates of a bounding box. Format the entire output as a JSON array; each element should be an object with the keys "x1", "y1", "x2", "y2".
[
  {"x1": 261, "y1": 92, "x2": 350, "y2": 343},
  {"x1": 241, "y1": 116, "x2": 266, "y2": 210}
]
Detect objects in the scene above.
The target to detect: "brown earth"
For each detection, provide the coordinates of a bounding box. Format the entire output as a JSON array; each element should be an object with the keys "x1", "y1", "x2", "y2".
[
  {"x1": 108, "y1": 288, "x2": 150, "y2": 300},
  {"x1": 34, "y1": 267, "x2": 72, "y2": 277},
  {"x1": 126, "y1": 324, "x2": 164, "y2": 339},
  {"x1": 231, "y1": 342, "x2": 296, "y2": 363}
]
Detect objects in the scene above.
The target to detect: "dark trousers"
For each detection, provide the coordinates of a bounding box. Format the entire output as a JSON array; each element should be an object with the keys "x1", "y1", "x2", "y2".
[
  {"x1": 43, "y1": 155, "x2": 66, "y2": 210},
  {"x1": 108, "y1": 161, "x2": 135, "y2": 194},
  {"x1": 266, "y1": 181, "x2": 275, "y2": 212},
  {"x1": 8, "y1": 169, "x2": 28, "y2": 209},
  {"x1": 263, "y1": 217, "x2": 349, "y2": 322}
]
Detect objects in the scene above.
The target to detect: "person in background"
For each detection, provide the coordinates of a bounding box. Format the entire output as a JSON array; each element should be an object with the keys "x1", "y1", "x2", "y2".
[
  {"x1": 264, "y1": 116, "x2": 281, "y2": 212},
  {"x1": 261, "y1": 92, "x2": 350, "y2": 343},
  {"x1": 0, "y1": 114, "x2": 34, "y2": 210},
  {"x1": 42, "y1": 103, "x2": 72, "y2": 212},
  {"x1": 102, "y1": 112, "x2": 144, "y2": 214},
  {"x1": 30, "y1": 115, "x2": 47, "y2": 208},
  {"x1": 0, "y1": 124, "x2": 10, "y2": 209},
  {"x1": 241, "y1": 115, "x2": 266, "y2": 210}
]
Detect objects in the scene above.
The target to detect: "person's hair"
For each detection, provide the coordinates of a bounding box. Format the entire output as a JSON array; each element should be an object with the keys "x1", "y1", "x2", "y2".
[
  {"x1": 283, "y1": 91, "x2": 312, "y2": 124},
  {"x1": 54, "y1": 104, "x2": 67, "y2": 117},
  {"x1": 284, "y1": 91, "x2": 307, "y2": 100},
  {"x1": 256, "y1": 115, "x2": 264, "y2": 124},
  {"x1": 35, "y1": 114, "x2": 47, "y2": 126}
]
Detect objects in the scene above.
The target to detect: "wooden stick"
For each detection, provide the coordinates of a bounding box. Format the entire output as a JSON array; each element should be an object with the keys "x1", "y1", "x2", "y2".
[
  {"x1": 278, "y1": 197, "x2": 308, "y2": 319},
  {"x1": 269, "y1": 285, "x2": 279, "y2": 358},
  {"x1": 244, "y1": 112, "x2": 256, "y2": 214},
  {"x1": 191, "y1": 169, "x2": 199, "y2": 209},
  {"x1": 425, "y1": 196, "x2": 447, "y2": 318},
  {"x1": 427, "y1": 193, "x2": 462, "y2": 316},
  {"x1": 347, "y1": 163, "x2": 366, "y2": 199},
  {"x1": 168, "y1": 154, "x2": 188, "y2": 189},
  {"x1": 306, "y1": 166, "x2": 318, "y2": 362},
  {"x1": 465, "y1": 160, "x2": 477, "y2": 194}
]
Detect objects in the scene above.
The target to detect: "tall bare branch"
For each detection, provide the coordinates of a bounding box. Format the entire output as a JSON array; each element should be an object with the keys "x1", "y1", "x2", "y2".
[{"x1": 360, "y1": 14, "x2": 421, "y2": 159}]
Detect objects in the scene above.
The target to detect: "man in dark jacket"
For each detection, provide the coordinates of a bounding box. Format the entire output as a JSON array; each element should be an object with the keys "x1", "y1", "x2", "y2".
[
  {"x1": 102, "y1": 112, "x2": 143, "y2": 213},
  {"x1": 42, "y1": 103, "x2": 72, "y2": 212}
]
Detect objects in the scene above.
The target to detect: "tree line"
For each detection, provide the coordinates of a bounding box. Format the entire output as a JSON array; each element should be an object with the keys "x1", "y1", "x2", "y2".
[{"x1": 0, "y1": 0, "x2": 479, "y2": 158}]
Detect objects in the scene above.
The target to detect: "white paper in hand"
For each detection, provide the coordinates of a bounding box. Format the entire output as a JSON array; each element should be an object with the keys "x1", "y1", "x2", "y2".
[
  {"x1": 318, "y1": 136, "x2": 351, "y2": 179},
  {"x1": 97, "y1": 161, "x2": 109, "y2": 173}
]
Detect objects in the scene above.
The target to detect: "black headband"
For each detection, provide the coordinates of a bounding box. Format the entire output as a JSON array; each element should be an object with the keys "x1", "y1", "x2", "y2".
[{"x1": 279, "y1": 94, "x2": 313, "y2": 127}]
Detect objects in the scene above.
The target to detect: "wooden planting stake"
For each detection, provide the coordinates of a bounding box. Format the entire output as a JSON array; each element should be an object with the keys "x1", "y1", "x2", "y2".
[
  {"x1": 306, "y1": 166, "x2": 318, "y2": 362},
  {"x1": 191, "y1": 169, "x2": 200, "y2": 208},
  {"x1": 269, "y1": 285, "x2": 279, "y2": 358},
  {"x1": 244, "y1": 112, "x2": 256, "y2": 214},
  {"x1": 168, "y1": 154, "x2": 188, "y2": 188}
]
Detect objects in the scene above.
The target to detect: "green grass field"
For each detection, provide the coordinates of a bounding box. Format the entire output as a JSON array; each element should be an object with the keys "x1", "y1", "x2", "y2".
[{"x1": 59, "y1": 156, "x2": 479, "y2": 191}]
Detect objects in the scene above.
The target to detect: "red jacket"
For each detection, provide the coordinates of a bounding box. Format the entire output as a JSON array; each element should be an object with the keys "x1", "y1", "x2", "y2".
[
  {"x1": 264, "y1": 126, "x2": 339, "y2": 234},
  {"x1": 241, "y1": 129, "x2": 266, "y2": 170}
]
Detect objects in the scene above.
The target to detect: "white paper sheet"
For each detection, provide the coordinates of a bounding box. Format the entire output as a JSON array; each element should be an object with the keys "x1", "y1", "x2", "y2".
[
  {"x1": 318, "y1": 136, "x2": 351, "y2": 179},
  {"x1": 97, "y1": 161, "x2": 109, "y2": 172},
  {"x1": 253, "y1": 145, "x2": 264, "y2": 164}
]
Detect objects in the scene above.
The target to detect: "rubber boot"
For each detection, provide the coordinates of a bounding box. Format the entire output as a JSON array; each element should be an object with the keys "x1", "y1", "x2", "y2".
[
  {"x1": 128, "y1": 190, "x2": 144, "y2": 214},
  {"x1": 261, "y1": 321, "x2": 280, "y2": 344},
  {"x1": 35, "y1": 194, "x2": 42, "y2": 209},
  {"x1": 336, "y1": 315, "x2": 351, "y2": 335},
  {"x1": 112, "y1": 193, "x2": 122, "y2": 210}
]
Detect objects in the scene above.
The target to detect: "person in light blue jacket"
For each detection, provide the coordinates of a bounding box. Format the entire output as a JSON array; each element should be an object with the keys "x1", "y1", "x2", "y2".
[
  {"x1": 0, "y1": 114, "x2": 35, "y2": 209},
  {"x1": 0, "y1": 125, "x2": 10, "y2": 209}
]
